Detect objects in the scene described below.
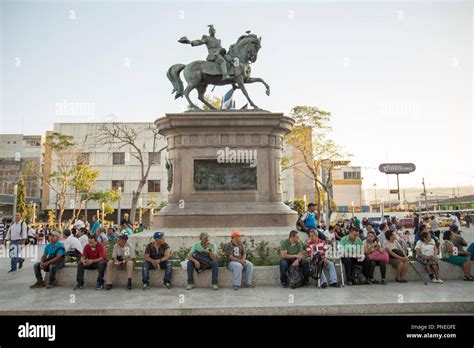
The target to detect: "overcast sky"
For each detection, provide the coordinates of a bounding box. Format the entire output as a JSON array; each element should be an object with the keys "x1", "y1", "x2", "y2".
[{"x1": 1, "y1": 0, "x2": 472, "y2": 190}]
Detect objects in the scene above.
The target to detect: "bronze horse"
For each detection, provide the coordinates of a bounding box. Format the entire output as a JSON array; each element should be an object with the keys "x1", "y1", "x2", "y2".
[{"x1": 167, "y1": 34, "x2": 270, "y2": 110}]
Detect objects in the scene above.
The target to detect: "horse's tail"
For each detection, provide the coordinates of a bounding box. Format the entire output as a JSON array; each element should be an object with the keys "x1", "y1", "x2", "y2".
[{"x1": 167, "y1": 64, "x2": 185, "y2": 99}]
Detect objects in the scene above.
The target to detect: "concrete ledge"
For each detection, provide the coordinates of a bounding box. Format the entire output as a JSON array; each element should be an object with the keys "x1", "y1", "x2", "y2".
[
  {"x1": 53, "y1": 261, "x2": 474, "y2": 288},
  {"x1": 3, "y1": 301, "x2": 474, "y2": 316}
]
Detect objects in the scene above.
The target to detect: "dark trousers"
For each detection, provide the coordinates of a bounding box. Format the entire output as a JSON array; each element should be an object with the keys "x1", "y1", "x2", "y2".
[
  {"x1": 279, "y1": 258, "x2": 310, "y2": 285},
  {"x1": 142, "y1": 260, "x2": 173, "y2": 285},
  {"x1": 76, "y1": 260, "x2": 107, "y2": 286},
  {"x1": 34, "y1": 261, "x2": 65, "y2": 284},
  {"x1": 187, "y1": 260, "x2": 219, "y2": 285},
  {"x1": 341, "y1": 257, "x2": 367, "y2": 282},
  {"x1": 367, "y1": 260, "x2": 387, "y2": 279}
]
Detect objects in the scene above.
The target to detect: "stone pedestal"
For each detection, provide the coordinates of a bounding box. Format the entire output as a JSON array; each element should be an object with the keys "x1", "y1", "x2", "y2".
[{"x1": 153, "y1": 111, "x2": 297, "y2": 228}]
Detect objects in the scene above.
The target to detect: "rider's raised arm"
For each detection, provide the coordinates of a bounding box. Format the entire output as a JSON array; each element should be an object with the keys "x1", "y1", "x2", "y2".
[{"x1": 190, "y1": 35, "x2": 208, "y2": 47}]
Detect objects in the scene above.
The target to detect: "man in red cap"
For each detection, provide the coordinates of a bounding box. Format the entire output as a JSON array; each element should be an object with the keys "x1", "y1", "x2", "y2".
[{"x1": 225, "y1": 230, "x2": 254, "y2": 290}]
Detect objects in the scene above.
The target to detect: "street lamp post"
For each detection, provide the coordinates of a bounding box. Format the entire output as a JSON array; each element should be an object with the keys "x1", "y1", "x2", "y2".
[
  {"x1": 117, "y1": 186, "x2": 122, "y2": 226},
  {"x1": 373, "y1": 183, "x2": 377, "y2": 212}
]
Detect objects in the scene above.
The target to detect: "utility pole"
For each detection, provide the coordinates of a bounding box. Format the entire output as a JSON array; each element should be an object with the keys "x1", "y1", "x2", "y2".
[
  {"x1": 422, "y1": 177, "x2": 428, "y2": 215},
  {"x1": 117, "y1": 186, "x2": 122, "y2": 226},
  {"x1": 373, "y1": 183, "x2": 377, "y2": 212}
]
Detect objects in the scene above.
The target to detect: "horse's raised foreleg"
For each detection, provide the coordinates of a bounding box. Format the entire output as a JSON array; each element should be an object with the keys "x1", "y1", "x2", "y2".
[
  {"x1": 236, "y1": 78, "x2": 259, "y2": 109},
  {"x1": 244, "y1": 77, "x2": 270, "y2": 96}
]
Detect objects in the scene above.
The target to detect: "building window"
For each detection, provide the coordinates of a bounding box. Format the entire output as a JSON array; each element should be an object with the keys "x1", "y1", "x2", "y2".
[
  {"x1": 148, "y1": 180, "x2": 160, "y2": 193},
  {"x1": 113, "y1": 152, "x2": 125, "y2": 165},
  {"x1": 112, "y1": 180, "x2": 124, "y2": 191},
  {"x1": 77, "y1": 153, "x2": 89, "y2": 165},
  {"x1": 343, "y1": 171, "x2": 361, "y2": 180},
  {"x1": 148, "y1": 152, "x2": 161, "y2": 166}
]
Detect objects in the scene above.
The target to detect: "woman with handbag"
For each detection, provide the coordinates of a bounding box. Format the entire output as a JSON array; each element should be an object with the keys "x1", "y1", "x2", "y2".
[
  {"x1": 363, "y1": 231, "x2": 387, "y2": 285},
  {"x1": 383, "y1": 230, "x2": 409, "y2": 283}
]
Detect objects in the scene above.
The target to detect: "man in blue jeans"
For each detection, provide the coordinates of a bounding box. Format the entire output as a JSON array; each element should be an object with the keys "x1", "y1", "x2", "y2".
[
  {"x1": 279, "y1": 230, "x2": 310, "y2": 288},
  {"x1": 3, "y1": 213, "x2": 27, "y2": 273},
  {"x1": 142, "y1": 231, "x2": 172, "y2": 290},
  {"x1": 225, "y1": 230, "x2": 254, "y2": 290},
  {"x1": 30, "y1": 231, "x2": 65, "y2": 289},
  {"x1": 186, "y1": 232, "x2": 219, "y2": 290}
]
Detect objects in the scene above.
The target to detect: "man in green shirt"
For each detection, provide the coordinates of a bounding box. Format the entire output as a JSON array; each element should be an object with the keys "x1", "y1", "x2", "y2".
[
  {"x1": 186, "y1": 232, "x2": 219, "y2": 290},
  {"x1": 279, "y1": 230, "x2": 310, "y2": 288},
  {"x1": 339, "y1": 227, "x2": 366, "y2": 286}
]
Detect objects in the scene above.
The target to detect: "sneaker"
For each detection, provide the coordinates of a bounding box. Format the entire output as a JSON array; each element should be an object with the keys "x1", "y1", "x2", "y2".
[
  {"x1": 370, "y1": 279, "x2": 380, "y2": 285},
  {"x1": 381, "y1": 280, "x2": 387, "y2": 285},
  {"x1": 8, "y1": 269, "x2": 17, "y2": 273},
  {"x1": 126, "y1": 282, "x2": 132, "y2": 291},
  {"x1": 46, "y1": 282, "x2": 57, "y2": 289},
  {"x1": 244, "y1": 284, "x2": 255, "y2": 288},
  {"x1": 431, "y1": 278, "x2": 438, "y2": 283},
  {"x1": 329, "y1": 282, "x2": 340, "y2": 288},
  {"x1": 280, "y1": 283, "x2": 288, "y2": 288},
  {"x1": 233, "y1": 285, "x2": 239, "y2": 291},
  {"x1": 321, "y1": 282, "x2": 328, "y2": 288},
  {"x1": 164, "y1": 282, "x2": 171, "y2": 289},
  {"x1": 73, "y1": 284, "x2": 84, "y2": 291},
  {"x1": 434, "y1": 279, "x2": 444, "y2": 284},
  {"x1": 186, "y1": 284, "x2": 195, "y2": 290},
  {"x1": 30, "y1": 280, "x2": 45, "y2": 289},
  {"x1": 142, "y1": 283, "x2": 150, "y2": 291},
  {"x1": 19, "y1": 258, "x2": 25, "y2": 269},
  {"x1": 212, "y1": 284, "x2": 219, "y2": 290},
  {"x1": 95, "y1": 283, "x2": 104, "y2": 290},
  {"x1": 105, "y1": 284, "x2": 113, "y2": 291}
]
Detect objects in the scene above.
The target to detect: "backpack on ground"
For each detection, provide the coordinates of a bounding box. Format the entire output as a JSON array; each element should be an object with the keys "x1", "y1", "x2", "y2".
[
  {"x1": 352, "y1": 265, "x2": 366, "y2": 285},
  {"x1": 287, "y1": 265, "x2": 305, "y2": 289}
]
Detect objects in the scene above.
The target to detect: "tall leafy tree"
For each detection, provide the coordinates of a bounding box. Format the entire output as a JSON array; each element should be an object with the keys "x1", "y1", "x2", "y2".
[
  {"x1": 283, "y1": 106, "x2": 351, "y2": 220},
  {"x1": 16, "y1": 176, "x2": 27, "y2": 220}
]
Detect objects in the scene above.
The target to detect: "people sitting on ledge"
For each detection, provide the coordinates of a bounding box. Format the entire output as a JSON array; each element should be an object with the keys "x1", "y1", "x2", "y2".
[
  {"x1": 106, "y1": 233, "x2": 135, "y2": 290},
  {"x1": 225, "y1": 230, "x2": 254, "y2": 290},
  {"x1": 30, "y1": 231, "x2": 65, "y2": 289},
  {"x1": 279, "y1": 230, "x2": 310, "y2": 288},
  {"x1": 415, "y1": 231, "x2": 443, "y2": 283},
  {"x1": 73, "y1": 235, "x2": 108, "y2": 290},
  {"x1": 442, "y1": 230, "x2": 474, "y2": 281},
  {"x1": 306, "y1": 229, "x2": 339, "y2": 288},
  {"x1": 363, "y1": 231, "x2": 387, "y2": 285},
  {"x1": 383, "y1": 230, "x2": 409, "y2": 283},
  {"x1": 186, "y1": 232, "x2": 219, "y2": 290},
  {"x1": 142, "y1": 231, "x2": 172, "y2": 290},
  {"x1": 339, "y1": 227, "x2": 366, "y2": 286}
]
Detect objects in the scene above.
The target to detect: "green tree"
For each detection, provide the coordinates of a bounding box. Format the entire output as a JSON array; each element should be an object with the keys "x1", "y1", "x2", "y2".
[
  {"x1": 70, "y1": 164, "x2": 100, "y2": 220},
  {"x1": 283, "y1": 106, "x2": 351, "y2": 221},
  {"x1": 24, "y1": 132, "x2": 80, "y2": 227},
  {"x1": 16, "y1": 176, "x2": 27, "y2": 219}
]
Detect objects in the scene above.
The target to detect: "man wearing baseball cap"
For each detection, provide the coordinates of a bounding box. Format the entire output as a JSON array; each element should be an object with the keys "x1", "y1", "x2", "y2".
[
  {"x1": 225, "y1": 230, "x2": 254, "y2": 290},
  {"x1": 30, "y1": 231, "x2": 66, "y2": 289},
  {"x1": 105, "y1": 233, "x2": 135, "y2": 290},
  {"x1": 450, "y1": 224, "x2": 470, "y2": 257},
  {"x1": 142, "y1": 231, "x2": 172, "y2": 290}
]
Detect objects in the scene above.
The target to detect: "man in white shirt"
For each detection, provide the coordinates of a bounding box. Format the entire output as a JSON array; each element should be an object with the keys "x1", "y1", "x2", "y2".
[
  {"x1": 450, "y1": 214, "x2": 460, "y2": 228},
  {"x1": 63, "y1": 229, "x2": 83, "y2": 262},
  {"x1": 3, "y1": 213, "x2": 27, "y2": 272},
  {"x1": 76, "y1": 228, "x2": 89, "y2": 249},
  {"x1": 73, "y1": 215, "x2": 86, "y2": 230}
]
